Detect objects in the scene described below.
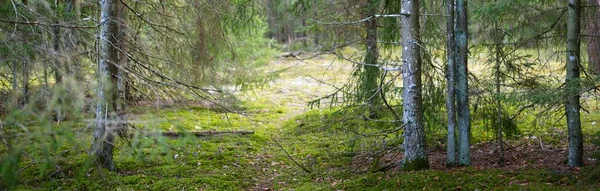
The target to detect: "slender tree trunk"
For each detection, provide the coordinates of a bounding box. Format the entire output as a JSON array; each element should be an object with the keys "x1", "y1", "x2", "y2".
[
  {"x1": 362, "y1": 0, "x2": 381, "y2": 118},
  {"x1": 116, "y1": 0, "x2": 129, "y2": 137},
  {"x1": 11, "y1": 62, "x2": 17, "y2": 93},
  {"x1": 22, "y1": 59, "x2": 28, "y2": 103},
  {"x1": 43, "y1": 61, "x2": 49, "y2": 90},
  {"x1": 455, "y1": 0, "x2": 471, "y2": 166},
  {"x1": 266, "y1": 0, "x2": 276, "y2": 39},
  {"x1": 586, "y1": 0, "x2": 600, "y2": 75},
  {"x1": 401, "y1": 0, "x2": 429, "y2": 171},
  {"x1": 91, "y1": 0, "x2": 120, "y2": 171},
  {"x1": 566, "y1": 0, "x2": 584, "y2": 167},
  {"x1": 494, "y1": 21, "x2": 504, "y2": 166},
  {"x1": 65, "y1": 0, "x2": 81, "y2": 79},
  {"x1": 302, "y1": 18, "x2": 308, "y2": 47},
  {"x1": 52, "y1": 25, "x2": 62, "y2": 84},
  {"x1": 445, "y1": 0, "x2": 457, "y2": 167}
]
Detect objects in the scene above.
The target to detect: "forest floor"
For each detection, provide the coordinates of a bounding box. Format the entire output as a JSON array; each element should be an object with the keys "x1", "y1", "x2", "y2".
[{"x1": 10, "y1": 53, "x2": 600, "y2": 190}]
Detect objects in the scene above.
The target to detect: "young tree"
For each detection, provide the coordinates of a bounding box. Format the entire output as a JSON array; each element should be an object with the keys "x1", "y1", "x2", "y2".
[
  {"x1": 494, "y1": 20, "x2": 504, "y2": 165},
  {"x1": 445, "y1": 0, "x2": 457, "y2": 167},
  {"x1": 455, "y1": 0, "x2": 470, "y2": 166},
  {"x1": 401, "y1": 0, "x2": 429, "y2": 170},
  {"x1": 91, "y1": 0, "x2": 121, "y2": 171},
  {"x1": 566, "y1": 0, "x2": 584, "y2": 167},
  {"x1": 361, "y1": 0, "x2": 381, "y2": 118}
]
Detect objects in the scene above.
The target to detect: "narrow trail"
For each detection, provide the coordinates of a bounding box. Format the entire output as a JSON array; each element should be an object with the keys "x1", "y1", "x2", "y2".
[{"x1": 238, "y1": 55, "x2": 353, "y2": 190}]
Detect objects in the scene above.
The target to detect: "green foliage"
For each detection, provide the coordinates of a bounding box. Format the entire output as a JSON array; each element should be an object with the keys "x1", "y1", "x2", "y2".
[
  {"x1": 0, "y1": 82, "x2": 89, "y2": 188},
  {"x1": 337, "y1": 167, "x2": 588, "y2": 190},
  {"x1": 583, "y1": 131, "x2": 600, "y2": 183},
  {"x1": 473, "y1": 97, "x2": 520, "y2": 138},
  {"x1": 380, "y1": 0, "x2": 400, "y2": 49}
]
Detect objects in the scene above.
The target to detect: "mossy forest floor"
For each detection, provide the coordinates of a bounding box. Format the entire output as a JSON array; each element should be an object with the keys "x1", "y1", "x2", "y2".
[{"x1": 10, "y1": 54, "x2": 600, "y2": 190}]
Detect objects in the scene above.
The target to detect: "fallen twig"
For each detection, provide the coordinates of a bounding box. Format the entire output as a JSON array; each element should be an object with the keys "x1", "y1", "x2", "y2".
[{"x1": 273, "y1": 138, "x2": 312, "y2": 174}]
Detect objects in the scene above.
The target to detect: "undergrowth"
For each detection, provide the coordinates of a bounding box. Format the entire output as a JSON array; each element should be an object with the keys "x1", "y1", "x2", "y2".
[{"x1": 3, "y1": 54, "x2": 600, "y2": 190}]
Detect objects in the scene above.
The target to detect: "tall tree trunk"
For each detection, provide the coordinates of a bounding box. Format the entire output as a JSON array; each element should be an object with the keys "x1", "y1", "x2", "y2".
[
  {"x1": 65, "y1": 0, "x2": 81, "y2": 79},
  {"x1": 116, "y1": 0, "x2": 129, "y2": 137},
  {"x1": 586, "y1": 0, "x2": 600, "y2": 75},
  {"x1": 91, "y1": 0, "x2": 120, "y2": 171},
  {"x1": 266, "y1": 0, "x2": 276, "y2": 39},
  {"x1": 455, "y1": 0, "x2": 471, "y2": 166},
  {"x1": 494, "y1": 21, "x2": 504, "y2": 166},
  {"x1": 566, "y1": 0, "x2": 584, "y2": 167},
  {"x1": 445, "y1": 0, "x2": 457, "y2": 167},
  {"x1": 362, "y1": 0, "x2": 381, "y2": 118},
  {"x1": 401, "y1": 0, "x2": 429, "y2": 171}
]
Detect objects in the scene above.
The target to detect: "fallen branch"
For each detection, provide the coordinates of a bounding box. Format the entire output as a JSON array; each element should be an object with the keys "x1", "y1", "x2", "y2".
[
  {"x1": 160, "y1": 130, "x2": 254, "y2": 137},
  {"x1": 279, "y1": 51, "x2": 305, "y2": 59},
  {"x1": 273, "y1": 138, "x2": 312, "y2": 174},
  {"x1": 124, "y1": 124, "x2": 253, "y2": 138}
]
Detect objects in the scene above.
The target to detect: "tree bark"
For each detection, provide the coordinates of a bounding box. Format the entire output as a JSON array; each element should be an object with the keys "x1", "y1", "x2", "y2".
[
  {"x1": 401, "y1": 0, "x2": 429, "y2": 171},
  {"x1": 455, "y1": 0, "x2": 471, "y2": 166},
  {"x1": 52, "y1": 25, "x2": 62, "y2": 84},
  {"x1": 266, "y1": 0, "x2": 276, "y2": 39},
  {"x1": 11, "y1": 62, "x2": 17, "y2": 93},
  {"x1": 566, "y1": 0, "x2": 584, "y2": 167},
  {"x1": 445, "y1": 0, "x2": 457, "y2": 167},
  {"x1": 586, "y1": 0, "x2": 600, "y2": 75},
  {"x1": 362, "y1": 0, "x2": 381, "y2": 118},
  {"x1": 494, "y1": 21, "x2": 504, "y2": 166},
  {"x1": 65, "y1": 0, "x2": 81, "y2": 79},
  {"x1": 22, "y1": 59, "x2": 28, "y2": 103},
  {"x1": 116, "y1": 0, "x2": 128, "y2": 114},
  {"x1": 91, "y1": 0, "x2": 121, "y2": 171}
]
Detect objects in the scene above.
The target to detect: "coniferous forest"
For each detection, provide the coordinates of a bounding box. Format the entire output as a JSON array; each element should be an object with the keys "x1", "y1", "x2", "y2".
[{"x1": 2, "y1": 0, "x2": 600, "y2": 190}]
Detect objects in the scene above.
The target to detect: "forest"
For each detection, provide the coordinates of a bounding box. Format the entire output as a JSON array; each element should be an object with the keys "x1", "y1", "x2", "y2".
[{"x1": 1, "y1": 0, "x2": 600, "y2": 190}]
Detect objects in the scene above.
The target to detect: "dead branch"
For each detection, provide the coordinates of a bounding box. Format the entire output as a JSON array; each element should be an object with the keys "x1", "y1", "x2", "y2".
[
  {"x1": 273, "y1": 138, "x2": 312, "y2": 174},
  {"x1": 160, "y1": 130, "x2": 254, "y2": 137},
  {"x1": 0, "y1": 19, "x2": 97, "y2": 28}
]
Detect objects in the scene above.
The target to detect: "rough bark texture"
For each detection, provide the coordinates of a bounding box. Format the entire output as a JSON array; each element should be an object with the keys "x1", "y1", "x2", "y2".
[
  {"x1": 91, "y1": 0, "x2": 120, "y2": 171},
  {"x1": 586, "y1": 0, "x2": 600, "y2": 75},
  {"x1": 455, "y1": 0, "x2": 471, "y2": 166},
  {"x1": 445, "y1": 0, "x2": 457, "y2": 167},
  {"x1": 362, "y1": 0, "x2": 381, "y2": 118},
  {"x1": 401, "y1": 0, "x2": 429, "y2": 171},
  {"x1": 566, "y1": 0, "x2": 584, "y2": 167}
]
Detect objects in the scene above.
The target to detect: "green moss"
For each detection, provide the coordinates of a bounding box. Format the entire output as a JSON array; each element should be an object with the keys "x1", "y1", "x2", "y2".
[
  {"x1": 336, "y1": 168, "x2": 595, "y2": 191},
  {"x1": 402, "y1": 157, "x2": 430, "y2": 171},
  {"x1": 9, "y1": 53, "x2": 600, "y2": 190}
]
